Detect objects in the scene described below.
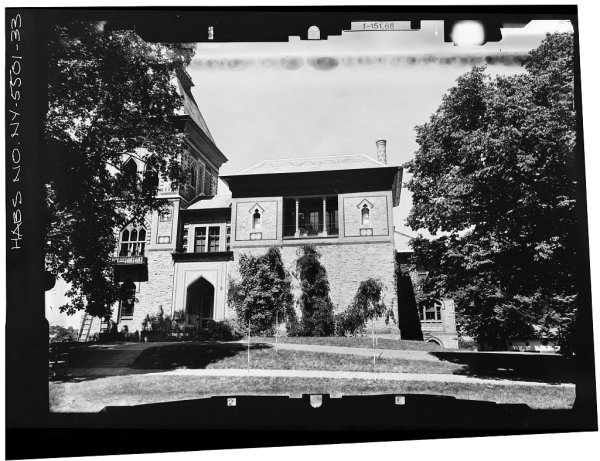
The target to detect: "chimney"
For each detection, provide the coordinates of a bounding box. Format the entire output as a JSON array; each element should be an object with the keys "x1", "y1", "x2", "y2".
[{"x1": 376, "y1": 139, "x2": 387, "y2": 164}]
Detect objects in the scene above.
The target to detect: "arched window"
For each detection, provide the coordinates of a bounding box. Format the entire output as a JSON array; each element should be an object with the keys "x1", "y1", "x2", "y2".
[
  {"x1": 119, "y1": 224, "x2": 147, "y2": 256},
  {"x1": 252, "y1": 209, "x2": 261, "y2": 229},
  {"x1": 308, "y1": 25, "x2": 320, "y2": 40},
  {"x1": 123, "y1": 158, "x2": 138, "y2": 186},
  {"x1": 119, "y1": 280, "x2": 136, "y2": 318},
  {"x1": 361, "y1": 204, "x2": 370, "y2": 226}
]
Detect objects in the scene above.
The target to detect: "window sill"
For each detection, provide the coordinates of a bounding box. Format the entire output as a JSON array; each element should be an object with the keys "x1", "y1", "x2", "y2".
[{"x1": 172, "y1": 251, "x2": 234, "y2": 262}]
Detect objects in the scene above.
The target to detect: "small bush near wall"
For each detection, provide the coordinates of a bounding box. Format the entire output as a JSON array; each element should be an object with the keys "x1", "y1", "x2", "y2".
[
  {"x1": 228, "y1": 247, "x2": 294, "y2": 337},
  {"x1": 294, "y1": 245, "x2": 335, "y2": 336},
  {"x1": 212, "y1": 319, "x2": 245, "y2": 341},
  {"x1": 335, "y1": 278, "x2": 391, "y2": 336}
]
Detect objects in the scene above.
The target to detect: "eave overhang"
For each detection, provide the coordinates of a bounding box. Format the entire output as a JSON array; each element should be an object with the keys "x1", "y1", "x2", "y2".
[
  {"x1": 222, "y1": 166, "x2": 403, "y2": 206},
  {"x1": 174, "y1": 115, "x2": 228, "y2": 169}
]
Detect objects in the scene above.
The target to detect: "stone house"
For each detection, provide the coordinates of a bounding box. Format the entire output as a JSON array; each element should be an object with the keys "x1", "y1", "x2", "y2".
[{"x1": 102, "y1": 72, "x2": 457, "y2": 346}]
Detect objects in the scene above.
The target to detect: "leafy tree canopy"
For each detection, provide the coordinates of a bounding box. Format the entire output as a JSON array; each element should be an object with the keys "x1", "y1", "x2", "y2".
[
  {"x1": 228, "y1": 247, "x2": 294, "y2": 336},
  {"x1": 45, "y1": 22, "x2": 196, "y2": 318},
  {"x1": 404, "y1": 33, "x2": 578, "y2": 349},
  {"x1": 294, "y1": 245, "x2": 335, "y2": 336},
  {"x1": 334, "y1": 278, "x2": 390, "y2": 337}
]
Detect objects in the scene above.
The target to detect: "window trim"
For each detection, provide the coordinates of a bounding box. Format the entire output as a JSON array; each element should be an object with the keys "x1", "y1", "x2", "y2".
[
  {"x1": 186, "y1": 224, "x2": 224, "y2": 253},
  {"x1": 118, "y1": 223, "x2": 147, "y2": 256}
]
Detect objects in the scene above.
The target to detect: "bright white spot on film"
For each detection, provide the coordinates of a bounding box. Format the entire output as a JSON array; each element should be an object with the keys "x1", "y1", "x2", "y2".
[{"x1": 451, "y1": 20, "x2": 485, "y2": 46}]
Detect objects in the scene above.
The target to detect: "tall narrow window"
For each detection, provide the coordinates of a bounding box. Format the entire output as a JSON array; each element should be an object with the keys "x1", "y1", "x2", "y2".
[
  {"x1": 190, "y1": 166, "x2": 197, "y2": 190},
  {"x1": 182, "y1": 227, "x2": 189, "y2": 252},
  {"x1": 252, "y1": 210, "x2": 261, "y2": 229},
  {"x1": 123, "y1": 158, "x2": 138, "y2": 190},
  {"x1": 119, "y1": 225, "x2": 146, "y2": 256},
  {"x1": 119, "y1": 280, "x2": 136, "y2": 318},
  {"x1": 194, "y1": 227, "x2": 207, "y2": 253},
  {"x1": 208, "y1": 226, "x2": 220, "y2": 252},
  {"x1": 361, "y1": 204, "x2": 370, "y2": 226},
  {"x1": 226, "y1": 225, "x2": 231, "y2": 251}
]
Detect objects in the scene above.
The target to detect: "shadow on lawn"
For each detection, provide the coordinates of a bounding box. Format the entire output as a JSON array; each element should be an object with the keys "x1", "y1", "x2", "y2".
[
  {"x1": 51, "y1": 341, "x2": 273, "y2": 383},
  {"x1": 430, "y1": 351, "x2": 576, "y2": 384},
  {"x1": 130, "y1": 342, "x2": 273, "y2": 370}
]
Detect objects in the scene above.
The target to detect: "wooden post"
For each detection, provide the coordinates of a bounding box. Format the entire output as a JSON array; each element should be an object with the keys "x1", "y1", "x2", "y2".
[
  {"x1": 294, "y1": 198, "x2": 300, "y2": 237},
  {"x1": 247, "y1": 318, "x2": 250, "y2": 373},
  {"x1": 322, "y1": 197, "x2": 328, "y2": 236}
]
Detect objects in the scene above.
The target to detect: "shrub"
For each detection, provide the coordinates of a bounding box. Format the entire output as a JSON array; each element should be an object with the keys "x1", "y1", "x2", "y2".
[
  {"x1": 212, "y1": 319, "x2": 245, "y2": 341},
  {"x1": 49, "y1": 325, "x2": 78, "y2": 343},
  {"x1": 142, "y1": 306, "x2": 175, "y2": 334},
  {"x1": 295, "y1": 245, "x2": 335, "y2": 336},
  {"x1": 334, "y1": 278, "x2": 390, "y2": 336},
  {"x1": 228, "y1": 247, "x2": 294, "y2": 336}
]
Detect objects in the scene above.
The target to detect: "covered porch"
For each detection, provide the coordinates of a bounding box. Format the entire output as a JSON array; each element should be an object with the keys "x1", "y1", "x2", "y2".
[{"x1": 282, "y1": 196, "x2": 339, "y2": 238}]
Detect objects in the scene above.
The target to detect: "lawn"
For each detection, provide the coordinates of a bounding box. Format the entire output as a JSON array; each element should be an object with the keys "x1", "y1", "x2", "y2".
[
  {"x1": 131, "y1": 343, "x2": 463, "y2": 375},
  {"x1": 250, "y1": 336, "x2": 443, "y2": 351},
  {"x1": 49, "y1": 374, "x2": 576, "y2": 413}
]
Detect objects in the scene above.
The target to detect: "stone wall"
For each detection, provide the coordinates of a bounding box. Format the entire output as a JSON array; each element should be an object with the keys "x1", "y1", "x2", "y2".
[
  {"x1": 230, "y1": 241, "x2": 398, "y2": 332},
  {"x1": 341, "y1": 194, "x2": 390, "y2": 237},
  {"x1": 233, "y1": 199, "x2": 280, "y2": 242},
  {"x1": 118, "y1": 249, "x2": 174, "y2": 333}
]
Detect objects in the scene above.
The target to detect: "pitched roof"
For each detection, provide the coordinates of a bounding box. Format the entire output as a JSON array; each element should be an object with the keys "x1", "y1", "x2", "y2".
[
  {"x1": 187, "y1": 194, "x2": 232, "y2": 210},
  {"x1": 232, "y1": 154, "x2": 388, "y2": 176},
  {"x1": 174, "y1": 73, "x2": 215, "y2": 144}
]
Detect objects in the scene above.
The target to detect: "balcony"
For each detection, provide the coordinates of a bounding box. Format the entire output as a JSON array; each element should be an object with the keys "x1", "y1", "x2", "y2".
[
  {"x1": 110, "y1": 255, "x2": 147, "y2": 266},
  {"x1": 283, "y1": 196, "x2": 339, "y2": 239}
]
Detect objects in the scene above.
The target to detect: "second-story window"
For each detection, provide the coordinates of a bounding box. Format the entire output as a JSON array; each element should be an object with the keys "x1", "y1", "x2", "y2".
[
  {"x1": 193, "y1": 225, "x2": 221, "y2": 253},
  {"x1": 252, "y1": 209, "x2": 262, "y2": 229},
  {"x1": 361, "y1": 204, "x2": 370, "y2": 226},
  {"x1": 119, "y1": 224, "x2": 146, "y2": 256},
  {"x1": 226, "y1": 225, "x2": 231, "y2": 251},
  {"x1": 182, "y1": 227, "x2": 189, "y2": 251},
  {"x1": 208, "y1": 226, "x2": 220, "y2": 252}
]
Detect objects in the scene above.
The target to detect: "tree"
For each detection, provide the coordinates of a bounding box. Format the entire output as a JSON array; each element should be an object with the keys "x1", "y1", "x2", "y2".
[
  {"x1": 49, "y1": 325, "x2": 79, "y2": 343},
  {"x1": 228, "y1": 247, "x2": 294, "y2": 336},
  {"x1": 404, "y1": 33, "x2": 578, "y2": 351},
  {"x1": 294, "y1": 245, "x2": 335, "y2": 336},
  {"x1": 334, "y1": 278, "x2": 390, "y2": 336},
  {"x1": 44, "y1": 22, "x2": 195, "y2": 318}
]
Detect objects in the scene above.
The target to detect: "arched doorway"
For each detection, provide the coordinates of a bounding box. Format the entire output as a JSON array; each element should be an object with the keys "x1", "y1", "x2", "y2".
[{"x1": 186, "y1": 277, "x2": 215, "y2": 329}]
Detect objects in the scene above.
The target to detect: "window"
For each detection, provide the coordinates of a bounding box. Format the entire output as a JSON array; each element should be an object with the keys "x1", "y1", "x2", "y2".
[
  {"x1": 194, "y1": 227, "x2": 207, "y2": 253},
  {"x1": 420, "y1": 301, "x2": 442, "y2": 322},
  {"x1": 210, "y1": 174, "x2": 218, "y2": 195},
  {"x1": 226, "y1": 225, "x2": 231, "y2": 251},
  {"x1": 190, "y1": 166, "x2": 197, "y2": 190},
  {"x1": 159, "y1": 208, "x2": 172, "y2": 222},
  {"x1": 119, "y1": 224, "x2": 146, "y2": 256},
  {"x1": 193, "y1": 225, "x2": 221, "y2": 253},
  {"x1": 182, "y1": 227, "x2": 189, "y2": 251},
  {"x1": 252, "y1": 210, "x2": 261, "y2": 229},
  {"x1": 204, "y1": 170, "x2": 212, "y2": 195},
  {"x1": 361, "y1": 204, "x2": 370, "y2": 226},
  {"x1": 119, "y1": 280, "x2": 136, "y2": 318}
]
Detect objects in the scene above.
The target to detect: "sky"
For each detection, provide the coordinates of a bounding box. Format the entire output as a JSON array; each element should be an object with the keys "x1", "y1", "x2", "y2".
[
  {"x1": 187, "y1": 19, "x2": 573, "y2": 236},
  {"x1": 46, "y1": 19, "x2": 573, "y2": 328}
]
